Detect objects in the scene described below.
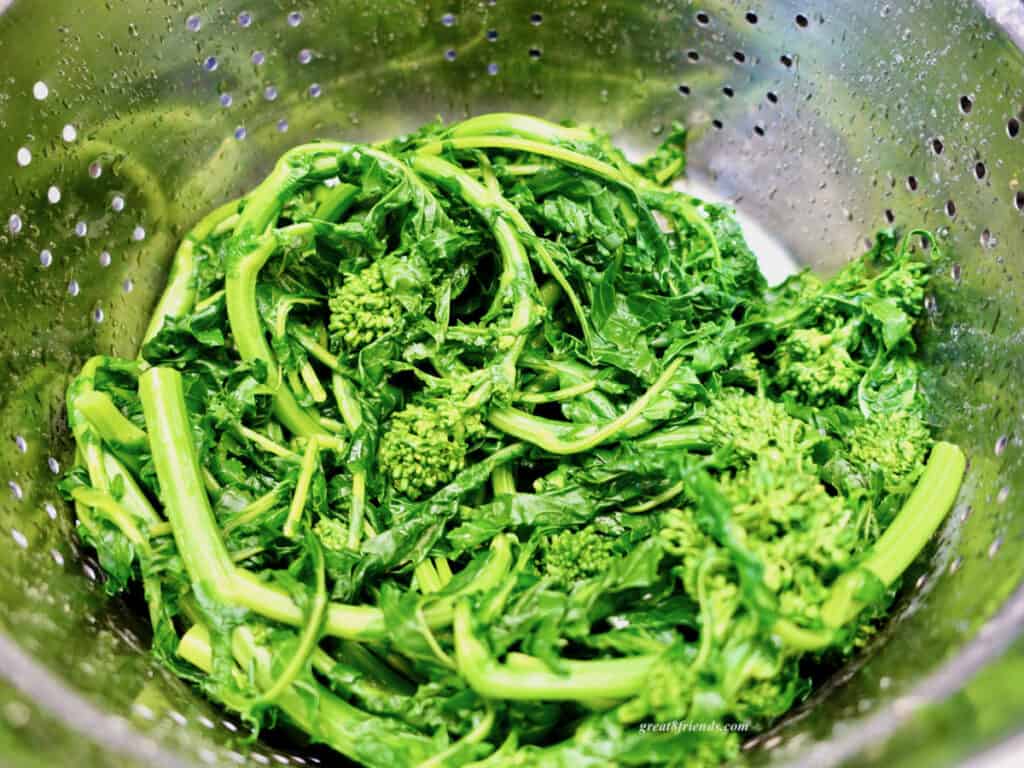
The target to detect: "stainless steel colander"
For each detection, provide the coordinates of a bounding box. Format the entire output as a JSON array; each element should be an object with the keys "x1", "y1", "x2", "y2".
[{"x1": 2, "y1": 1, "x2": 1024, "y2": 766}]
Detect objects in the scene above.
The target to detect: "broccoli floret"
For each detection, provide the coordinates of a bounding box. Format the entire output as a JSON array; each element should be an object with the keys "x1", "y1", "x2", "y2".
[
  {"x1": 702, "y1": 389, "x2": 811, "y2": 459},
  {"x1": 314, "y1": 517, "x2": 349, "y2": 552},
  {"x1": 847, "y1": 411, "x2": 931, "y2": 493},
  {"x1": 775, "y1": 325, "x2": 862, "y2": 404},
  {"x1": 638, "y1": 389, "x2": 815, "y2": 466},
  {"x1": 378, "y1": 397, "x2": 485, "y2": 499},
  {"x1": 541, "y1": 526, "x2": 616, "y2": 585},
  {"x1": 328, "y1": 262, "x2": 403, "y2": 354}
]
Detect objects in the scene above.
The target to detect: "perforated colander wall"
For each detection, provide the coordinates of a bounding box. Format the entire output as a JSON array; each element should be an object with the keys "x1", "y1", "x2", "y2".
[{"x1": 1, "y1": 2, "x2": 1024, "y2": 767}]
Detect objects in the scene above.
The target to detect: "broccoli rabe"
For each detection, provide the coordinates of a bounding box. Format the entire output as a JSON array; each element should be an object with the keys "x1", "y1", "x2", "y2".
[
  {"x1": 378, "y1": 395, "x2": 486, "y2": 498},
  {"x1": 847, "y1": 410, "x2": 931, "y2": 492},
  {"x1": 775, "y1": 325, "x2": 862, "y2": 403},
  {"x1": 61, "y1": 113, "x2": 964, "y2": 768},
  {"x1": 328, "y1": 262, "x2": 404, "y2": 354},
  {"x1": 541, "y1": 525, "x2": 617, "y2": 585}
]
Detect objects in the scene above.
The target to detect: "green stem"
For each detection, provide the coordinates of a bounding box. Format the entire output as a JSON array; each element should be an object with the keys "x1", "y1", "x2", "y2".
[
  {"x1": 624, "y1": 481, "x2": 685, "y2": 513},
  {"x1": 284, "y1": 439, "x2": 321, "y2": 539},
  {"x1": 250, "y1": 534, "x2": 328, "y2": 707},
  {"x1": 491, "y1": 465, "x2": 516, "y2": 496},
  {"x1": 409, "y1": 154, "x2": 541, "y2": 385},
  {"x1": 178, "y1": 624, "x2": 435, "y2": 767},
  {"x1": 448, "y1": 113, "x2": 594, "y2": 144},
  {"x1": 143, "y1": 199, "x2": 239, "y2": 344},
  {"x1": 514, "y1": 380, "x2": 597, "y2": 404},
  {"x1": 453, "y1": 601, "x2": 656, "y2": 700},
  {"x1": 820, "y1": 441, "x2": 966, "y2": 628},
  {"x1": 489, "y1": 358, "x2": 683, "y2": 454},
  {"x1": 140, "y1": 366, "x2": 387, "y2": 641},
  {"x1": 330, "y1": 374, "x2": 368, "y2": 550},
  {"x1": 235, "y1": 424, "x2": 300, "y2": 462},
  {"x1": 778, "y1": 442, "x2": 966, "y2": 650},
  {"x1": 222, "y1": 485, "x2": 285, "y2": 534},
  {"x1": 224, "y1": 144, "x2": 348, "y2": 438},
  {"x1": 139, "y1": 367, "x2": 237, "y2": 604}
]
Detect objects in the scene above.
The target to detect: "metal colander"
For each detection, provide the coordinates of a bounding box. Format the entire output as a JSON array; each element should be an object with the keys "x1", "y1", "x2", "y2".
[{"x1": 1, "y1": 1, "x2": 1023, "y2": 766}]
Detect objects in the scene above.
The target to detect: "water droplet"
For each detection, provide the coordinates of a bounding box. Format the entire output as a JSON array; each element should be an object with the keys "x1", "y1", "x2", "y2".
[
  {"x1": 45, "y1": 502, "x2": 57, "y2": 518},
  {"x1": 68, "y1": 280, "x2": 80, "y2": 296},
  {"x1": 47, "y1": 458, "x2": 60, "y2": 474},
  {"x1": 11, "y1": 529, "x2": 27, "y2": 548},
  {"x1": 32, "y1": 81, "x2": 49, "y2": 100},
  {"x1": 111, "y1": 195, "x2": 125, "y2": 212},
  {"x1": 186, "y1": 14, "x2": 201, "y2": 32},
  {"x1": 9, "y1": 481, "x2": 23, "y2": 501},
  {"x1": 487, "y1": 62, "x2": 499, "y2": 75},
  {"x1": 441, "y1": 12, "x2": 456, "y2": 26},
  {"x1": 298, "y1": 48, "x2": 313, "y2": 64},
  {"x1": 308, "y1": 83, "x2": 322, "y2": 98},
  {"x1": 62, "y1": 124, "x2": 77, "y2": 143},
  {"x1": 287, "y1": 11, "x2": 303, "y2": 27},
  {"x1": 88, "y1": 161, "x2": 102, "y2": 179},
  {"x1": 75, "y1": 221, "x2": 87, "y2": 237},
  {"x1": 39, "y1": 249, "x2": 53, "y2": 267},
  {"x1": 169, "y1": 711, "x2": 188, "y2": 726},
  {"x1": 238, "y1": 11, "x2": 253, "y2": 28},
  {"x1": 234, "y1": 126, "x2": 248, "y2": 140},
  {"x1": 51, "y1": 549, "x2": 64, "y2": 566},
  {"x1": 8, "y1": 214, "x2": 22, "y2": 235},
  {"x1": 47, "y1": 186, "x2": 61, "y2": 204},
  {"x1": 219, "y1": 93, "x2": 233, "y2": 108},
  {"x1": 99, "y1": 251, "x2": 111, "y2": 267},
  {"x1": 989, "y1": 536, "x2": 1003, "y2": 558},
  {"x1": 264, "y1": 85, "x2": 278, "y2": 101},
  {"x1": 252, "y1": 50, "x2": 266, "y2": 65},
  {"x1": 277, "y1": 118, "x2": 289, "y2": 133},
  {"x1": 132, "y1": 226, "x2": 146, "y2": 241},
  {"x1": 123, "y1": 278, "x2": 134, "y2": 293},
  {"x1": 16, "y1": 147, "x2": 31, "y2": 167},
  {"x1": 13, "y1": 435, "x2": 27, "y2": 453},
  {"x1": 204, "y1": 56, "x2": 218, "y2": 72}
]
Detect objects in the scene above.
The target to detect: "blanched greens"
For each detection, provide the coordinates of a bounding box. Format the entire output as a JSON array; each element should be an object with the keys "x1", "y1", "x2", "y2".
[{"x1": 62, "y1": 113, "x2": 964, "y2": 767}]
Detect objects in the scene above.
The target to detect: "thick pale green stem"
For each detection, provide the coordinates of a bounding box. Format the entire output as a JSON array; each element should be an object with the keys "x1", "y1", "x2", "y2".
[
  {"x1": 140, "y1": 367, "x2": 238, "y2": 604},
  {"x1": 225, "y1": 144, "x2": 348, "y2": 439},
  {"x1": 453, "y1": 601, "x2": 656, "y2": 700},
  {"x1": 140, "y1": 366, "x2": 387, "y2": 641},
  {"x1": 143, "y1": 199, "x2": 239, "y2": 344},
  {"x1": 778, "y1": 441, "x2": 967, "y2": 651}
]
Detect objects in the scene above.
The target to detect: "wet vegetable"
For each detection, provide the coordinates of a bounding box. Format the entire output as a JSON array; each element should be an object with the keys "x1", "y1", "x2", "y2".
[{"x1": 61, "y1": 114, "x2": 964, "y2": 767}]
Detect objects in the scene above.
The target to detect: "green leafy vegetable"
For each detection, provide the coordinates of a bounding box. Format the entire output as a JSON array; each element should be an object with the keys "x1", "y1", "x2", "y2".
[{"x1": 61, "y1": 113, "x2": 965, "y2": 766}]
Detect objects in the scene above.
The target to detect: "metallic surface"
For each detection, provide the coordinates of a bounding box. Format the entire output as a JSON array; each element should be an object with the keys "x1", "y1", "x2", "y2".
[{"x1": 0, "y1": 1, "x2": 1023, "y2": 765}]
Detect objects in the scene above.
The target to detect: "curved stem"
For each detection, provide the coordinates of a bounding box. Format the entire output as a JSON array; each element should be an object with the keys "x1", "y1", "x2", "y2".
[
  {"x1": 143, "y1": 199, "x2": 239, "y2": 345},
  {"x1": 250, "y1": 535, "x2": 328, "y2": 707},
  {"x1": 489, "y1": 358, "x2": 683, "y2": 454},
  {"x1": 453, "y1": 601, "x2": 656, "y2": 700},
  {"x1": 409, "y1": 154, "x2": 541, "y2": 386}
]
